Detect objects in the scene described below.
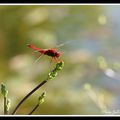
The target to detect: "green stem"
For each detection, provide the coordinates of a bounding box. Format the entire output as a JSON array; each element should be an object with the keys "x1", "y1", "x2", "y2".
[
  {"x1": 4, "y1": 96, "x2": 8, "y2": 115},
  {"x1": 28, "y1": 104, "x2": 39, "y2": 115},
  {"x1": 12, "y1": 79, "x2": 48, "y2": 115}
]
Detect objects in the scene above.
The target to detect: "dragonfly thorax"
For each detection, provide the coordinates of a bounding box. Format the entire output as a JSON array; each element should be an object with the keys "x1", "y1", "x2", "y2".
[{"x1": 44, "y1": 49, "x2": 60, "y2": 58}]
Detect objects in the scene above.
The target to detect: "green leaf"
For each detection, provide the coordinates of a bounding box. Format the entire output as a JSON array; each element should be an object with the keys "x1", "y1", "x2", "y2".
[
  {"x1": 6, "y1": 99, "x2": 11, "y2": 112},
  {"x1": 38, "y1": 91, "x2": 46, "y2": 105},
  {"x1": 1, "y1": 83, "x2": 8, "y2": 97},
  {"x1": 48, "y1": 61, "x2": 64, "y2": 80}
]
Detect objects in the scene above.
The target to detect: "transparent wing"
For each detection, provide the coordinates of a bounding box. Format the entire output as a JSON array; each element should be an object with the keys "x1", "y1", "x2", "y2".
[
  {"x1": 55, "y1": 40, "x2": 74, "y2": 49},
  {"x1": 33, "y1": 54, "x2": 44, "y2": 64}
]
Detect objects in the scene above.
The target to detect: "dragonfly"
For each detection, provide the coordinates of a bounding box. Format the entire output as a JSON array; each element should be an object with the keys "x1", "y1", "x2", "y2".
[{"x1": 27, "y1": 41, "x2": 72, "y2": 64}]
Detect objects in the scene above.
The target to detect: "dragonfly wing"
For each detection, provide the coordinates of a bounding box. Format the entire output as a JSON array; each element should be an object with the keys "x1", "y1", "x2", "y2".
[
  {"x1": 55, "y1": 40, "x2": 73, "y2": 49},
  {"x1": 33, "y1": 54, "x2": 44, "y2": 64}
]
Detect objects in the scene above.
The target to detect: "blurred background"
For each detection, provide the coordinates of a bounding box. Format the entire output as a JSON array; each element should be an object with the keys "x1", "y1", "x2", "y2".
[{"x1": 0, "y1": 5, "x2": 120, "y2": 115}]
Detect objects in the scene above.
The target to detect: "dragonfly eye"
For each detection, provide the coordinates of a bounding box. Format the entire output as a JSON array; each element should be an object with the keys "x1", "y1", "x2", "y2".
[{"x1": 56, "y1": 52, "x2": 61, "y2": 57}]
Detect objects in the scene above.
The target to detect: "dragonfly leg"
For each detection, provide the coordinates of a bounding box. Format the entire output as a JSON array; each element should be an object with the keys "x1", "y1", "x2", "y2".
[
  {"x1": 48, "y1": 57, "x2": 54, "y2": 71},
  {"x1": 53, "y1": 57, "x2": 59, "y2": 63}
]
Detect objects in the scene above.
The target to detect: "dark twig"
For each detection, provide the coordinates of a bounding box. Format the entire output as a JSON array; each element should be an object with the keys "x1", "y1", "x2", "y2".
[
  {"x1": 28, "y1": 104, "x2": 39, "y2": 115},
  {"x1": 12, "y1": 80, "x2": 47, "y2": 115}
]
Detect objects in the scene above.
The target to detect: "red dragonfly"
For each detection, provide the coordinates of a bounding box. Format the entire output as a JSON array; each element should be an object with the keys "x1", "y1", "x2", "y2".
[
  {"x1": 27, "y1": 41, "x2": 72, "y2": 64},
  {"x1": 27, "y1": 44, "x2": 62, "y2": 64}
]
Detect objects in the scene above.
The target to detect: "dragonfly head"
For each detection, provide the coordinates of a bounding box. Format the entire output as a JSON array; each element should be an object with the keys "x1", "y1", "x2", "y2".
[{"x1": 55, "y1": 52, "x2": 61, "y2": 58}]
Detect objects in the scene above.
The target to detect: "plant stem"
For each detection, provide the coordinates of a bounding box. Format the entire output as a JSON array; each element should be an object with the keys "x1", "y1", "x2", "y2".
[
  {"x1": 28, "y1": 104, "x2": 39, "y2": 115},
  {"x1": 4, "y1": 96, "x2": 8, "y2": 115},
  {"x1": 12, "y1": 79, "x2": 48, "y2": 115}
]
